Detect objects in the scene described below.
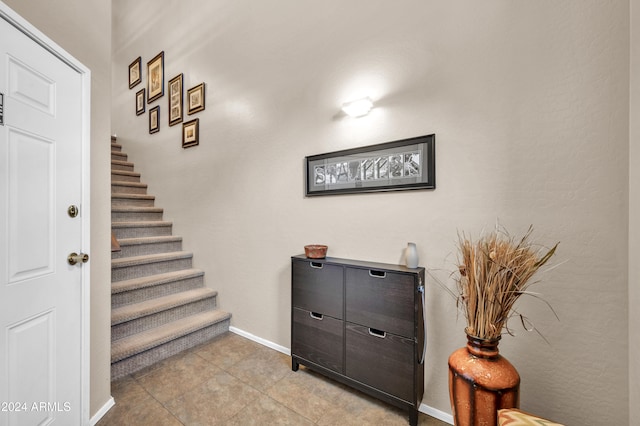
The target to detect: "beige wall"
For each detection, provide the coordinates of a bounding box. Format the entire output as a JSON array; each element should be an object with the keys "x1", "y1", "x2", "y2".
[
  {"x1": 2, "y1": 0, "x2": 113, "y2": 419},
  {"x1": 631, "y1": 1, "x2": 640, "y2": 424},
  {"x1": 112, "y1": 1, "x2": 629, "y2": 424}
]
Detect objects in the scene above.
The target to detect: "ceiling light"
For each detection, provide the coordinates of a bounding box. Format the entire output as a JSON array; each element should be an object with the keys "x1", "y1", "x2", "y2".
[{"x1": 341, "y1": 97, "x2": 373, "y2": 117}]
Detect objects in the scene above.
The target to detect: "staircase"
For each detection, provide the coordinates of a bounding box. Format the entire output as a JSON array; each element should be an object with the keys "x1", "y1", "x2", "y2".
[{"x1": 110, "y1": 136, "x2": 231, "y2": 380}]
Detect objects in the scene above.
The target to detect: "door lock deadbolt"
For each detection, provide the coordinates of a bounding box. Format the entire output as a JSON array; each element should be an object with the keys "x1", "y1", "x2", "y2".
[{"x1": 68, "y1": 205, "x2": 79, "y2": 218}]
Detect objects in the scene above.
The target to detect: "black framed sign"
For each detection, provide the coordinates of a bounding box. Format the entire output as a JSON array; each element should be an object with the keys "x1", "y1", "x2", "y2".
[{"x1": 305, "y1": 134, "x2": 435, "y2": 196}]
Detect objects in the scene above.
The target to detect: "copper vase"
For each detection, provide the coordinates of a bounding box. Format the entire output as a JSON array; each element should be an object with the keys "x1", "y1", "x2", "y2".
[{"x1": 448, "y1": 332, "x2": 520, "y2": 426}]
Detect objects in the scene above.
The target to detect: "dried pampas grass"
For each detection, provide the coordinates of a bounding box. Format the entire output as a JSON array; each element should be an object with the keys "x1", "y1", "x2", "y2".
[{"x1": 456, "y1": 225, "x2": 559, "y2": 341}]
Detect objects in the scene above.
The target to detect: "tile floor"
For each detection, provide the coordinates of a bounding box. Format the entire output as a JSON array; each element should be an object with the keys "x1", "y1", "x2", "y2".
[{"x1": 97, "y1": 332, "x2": 449, "y2": 425}]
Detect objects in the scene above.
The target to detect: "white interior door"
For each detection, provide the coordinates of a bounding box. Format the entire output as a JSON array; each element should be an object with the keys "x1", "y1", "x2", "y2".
[{"x1": 0, "y1": 12, "x2": 87, "y2": 426}]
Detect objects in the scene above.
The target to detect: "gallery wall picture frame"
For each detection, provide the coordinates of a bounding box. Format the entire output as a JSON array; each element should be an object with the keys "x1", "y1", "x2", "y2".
[
  {"x1": 136, "y1": 88, "x2": 146, "y2": 116},
  {"x1": 147, "y1": 51, "x2": 164, "y2": 103},
  {"x1": 187, "y1": 83, "x2": 205, "y2": 115},
  {"x1": 305, "y1": 134, "x2": 436, "y2": 196},
  {"x1": 129, "y1": 56, "x2": 141, "y2": 89},
  {"x1": 168, "y1": 73, "x2": 183, "y2": 126},
  {"x1": 149, "y1": 105, "x2": 160, "y2": 134},
  {"x1": 182, "y1": 118, "x2": 199, "y2": 148}
]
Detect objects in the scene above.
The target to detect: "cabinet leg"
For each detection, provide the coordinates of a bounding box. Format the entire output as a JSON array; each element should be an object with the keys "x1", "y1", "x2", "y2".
[
  {"x1": 409, "y1": 409, "x2": 418, "y2": 426},
  {"x1": 291, "y1": 358, "x2": 299, "y2": 372}
]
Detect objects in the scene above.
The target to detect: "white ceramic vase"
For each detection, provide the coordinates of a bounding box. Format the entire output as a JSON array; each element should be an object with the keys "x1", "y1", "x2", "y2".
[{"x1": 405, "y1": 242, "x2": 419, "y2": 268}]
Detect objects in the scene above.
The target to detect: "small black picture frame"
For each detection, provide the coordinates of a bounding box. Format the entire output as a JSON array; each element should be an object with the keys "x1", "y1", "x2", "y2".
[
  {"x1": 168, "y1": 73, "x2": 183, "y2": 126},
  {"x1": 187, "y1": 83, "x2": 205, "y2": 115},
  {"x1": 136, "y1": 88, "x2": 146, "y2": 116},
  {"x1": 149, "y1": 105, "x2": 160, "y2": 134},
  {"x1": 182, "y1": 118, "x2": 199, "y2": 148},
  {"x1": 128, "y1": 56, "x2": 141, "y2": 89},
  {"x1": 305, "y1": 134, "x2": 435, "y2": 196}
]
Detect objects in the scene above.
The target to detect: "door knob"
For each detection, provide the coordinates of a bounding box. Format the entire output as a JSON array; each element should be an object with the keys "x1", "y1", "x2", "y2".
[{"x1": 68, "y1": 252, "x2": 89, "y2": 265}]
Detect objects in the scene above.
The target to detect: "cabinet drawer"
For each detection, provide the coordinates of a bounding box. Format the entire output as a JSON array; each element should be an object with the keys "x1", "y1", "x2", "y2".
[
  {"x1": 292, "y1": 259, "x2": 343, "y2": 319},
  {"x1": 345, "y1": 322, "x2": 414, "y2": 402},
  {"x1": 292, "y1": 307, "x2": 344, "y2": 374},
  {"x1": 346, "y1": 267, "x2": 414, "y2": 337}
]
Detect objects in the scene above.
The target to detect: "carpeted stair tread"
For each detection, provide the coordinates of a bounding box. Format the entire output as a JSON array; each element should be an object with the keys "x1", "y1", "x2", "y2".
[
  {"x1": 111, "y1": 310, "x2": 231, "y2": 363},
  {"x1": 112, "y1": 181, "x2": 147, "y2": 189},
  {"x1": 112, "y1": 206, "x2": 163, "y2": 214},
  {"x1": 112, "y1": 287, "x2": 217, "y2": 325},
  {"x1": 112, "y1": 220, "x2": 172, "y2": 229},
  {"x1": 112, "y1": 170, "x2": 140, "y2": 178},
  {"x1": 111, "y1": 251, "x2": 192, "y2": 269},
  {"x1": 111, "y1": 235, "x2": 181, "y2": 259},
  {"x1": 112, "y1": 268, "x2": 204, "y2": 295},
  {"x1": 112, "y1": 159, "x2": 135, "y2": 167},
  {"x1": 112, "y1": 193, "x2": 155, "y2": 201},
  {"x1": 116, "y1": 235, "x2": 181, "y2": 247}
]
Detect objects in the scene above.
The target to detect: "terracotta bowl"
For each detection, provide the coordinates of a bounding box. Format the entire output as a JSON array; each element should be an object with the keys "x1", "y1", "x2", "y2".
[{"x1": 304, "y1": 245, "x2": 328, "y2": 259}]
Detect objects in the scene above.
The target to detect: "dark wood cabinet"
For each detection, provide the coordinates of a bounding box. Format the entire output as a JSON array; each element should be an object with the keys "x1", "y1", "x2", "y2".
[{"x1": 291, "y1": 255, "x2": 425, "y2": 426}]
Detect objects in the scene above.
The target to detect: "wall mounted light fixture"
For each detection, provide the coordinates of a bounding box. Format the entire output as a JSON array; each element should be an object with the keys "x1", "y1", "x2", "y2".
[{"x1": 341, "y1": 97, "x2": 373, "y2": 117}]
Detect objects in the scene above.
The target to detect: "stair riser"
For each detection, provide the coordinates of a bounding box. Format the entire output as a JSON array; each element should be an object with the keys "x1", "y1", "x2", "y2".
[
  {"x1": 112, "y1": 184, "x2": 147, "y2": 195},
  {"x1": 112, "y1": 198, "x2": 155, "y2": 208},
  {"x1": 111, "y1": 274, "x2": 204, "y2": 308},
  {"x1": 112, "y1": 240, "x2": 182, "y2": 259},
  {"x1": 111, "y1": 173, "x2": 140, "y2": 183},
  {"x1": 111, "y1": 144, "x2": 122, "y2": 152},
  {"x1": 111, "y1": 318, "x2": 230, "y2": 380},
  {"x1": 112, "y1": 257, "x2": 193, "y2": 282},
  {"x1": 112, "y1": 153, "x2": 128, "y2": 161},
  {"x1": 111, "y1": 297, "x2": 217, "y2": 341},
  {"x1": 111, "y1": 211, "x2": 164, "y2": 222},
  {"x1": 112, "y1": 162, "x2": 134, "y2": 172},
  {"x1": 112, "y1": 225, "x2": 172, "y2": 239}
]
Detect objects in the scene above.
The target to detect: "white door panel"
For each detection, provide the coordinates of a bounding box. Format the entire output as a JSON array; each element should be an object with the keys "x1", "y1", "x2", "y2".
[
  {"x1": 0, "y1": 11, "x2": 85, "y2": 426},
  {"x1": 7, "y1": 129, "x2": 55, "y2": 283},
  {"x1": 8, "y1": 56, "x2": 56, "y2": 117},
  {"x1": 7, "y1": 309, "x2": 56, "y2": 426}
]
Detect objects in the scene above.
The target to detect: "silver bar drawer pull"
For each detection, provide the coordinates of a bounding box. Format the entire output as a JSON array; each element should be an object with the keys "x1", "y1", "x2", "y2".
[
  {"x1": 369, "y1": 270, "x2": 386, "y2": 278},
  {"x1": 310, "y1": 262, "x2": 324, "y2": 269},
  {"x1": 368, "y1": 328, "x2": 386, "y2": 338}
]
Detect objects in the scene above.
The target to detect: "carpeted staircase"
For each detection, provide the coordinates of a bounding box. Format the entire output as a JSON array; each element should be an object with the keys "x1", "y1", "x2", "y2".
[{"x1": 110, "y1": 136, "x2": 231, "y2": 380}]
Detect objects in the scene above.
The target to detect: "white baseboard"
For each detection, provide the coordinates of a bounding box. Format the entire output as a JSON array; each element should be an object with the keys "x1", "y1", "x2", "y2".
[
  {"x1": 229, "y1": 326, "x2": 291, "y2": 355},
  {"x1": 90, "y1": 396, "x2": 115, "y2": 426},
  {"x1": 419, "y1": 402, "x2": 454, "y2": 424},
  {"x1": 229, "y1": 326, "x2": 453, "y2": 424}
]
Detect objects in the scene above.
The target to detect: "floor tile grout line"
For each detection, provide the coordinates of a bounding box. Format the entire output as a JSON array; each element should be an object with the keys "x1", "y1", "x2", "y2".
[
  {"x1": 130, "y1": 373, "x2": 186, "y2": 426},
  {"x1": 136, "y1": 344, "x2": 267, "y2": 425},
  {"x1": 192, "y1": 337, "x2": 321, "y2": 424}
]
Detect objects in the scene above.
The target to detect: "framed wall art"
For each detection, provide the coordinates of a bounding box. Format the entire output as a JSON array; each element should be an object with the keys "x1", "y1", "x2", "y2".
[
  {"x1": 305, "y1": 134, "x2": 435, "y2": 196},
  {"x1": 182, "y1": 118, "x2": 199, "y2": 148},
  {"x1": 149, "y1": 105, "x2": 160, "y2": 134},
  {"x1": 187, "y1": 83, "x2": 205, "y2": 115},
  {"x1": 147, "y1": 51, "x2": 164, "y2": 103},
  {"x1": 136, "y1": 88, "x2": 146, "y2": 116},
  {"x1": 168, "y1": 73, "x2": 183, "y2": 126},
  {"x1": 128, "y1": 56, "x2": 141, "y2": 89}
]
